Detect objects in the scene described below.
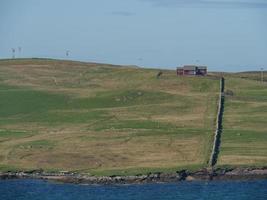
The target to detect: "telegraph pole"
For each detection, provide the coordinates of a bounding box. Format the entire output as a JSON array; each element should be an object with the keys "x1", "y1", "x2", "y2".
[
  {"x1": 261, "y1": 68, "x2": 264, "y2": 83},
  {"x1": 66, "y1": 50, "x2": 70, "y2": 58},
  {"x1": 18, "y1": 47, "x2": 22, "y2": 58},
  {"x1": 11, "y1": 48, "x2": 16, "y2": 59}
]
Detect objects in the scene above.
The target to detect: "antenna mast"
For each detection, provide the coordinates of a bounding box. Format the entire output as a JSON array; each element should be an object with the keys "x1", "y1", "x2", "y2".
[
  {"x1": 18, "y1": 47, "x2": 22, "y2": 58},
  {"x1": 66, "y1": 50, "x2": 70, "y2": 58},
  {"x1": 261, "y1": 68, "x2": 264, "y2": 83},
  {"x1": 11, "y1": 48, "x2": 16, "y2": 59}
]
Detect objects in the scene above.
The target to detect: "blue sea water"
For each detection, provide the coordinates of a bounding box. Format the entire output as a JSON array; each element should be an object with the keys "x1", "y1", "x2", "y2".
[{"x1": 0, "y1": 179, "x2": 267, "y2": 200}]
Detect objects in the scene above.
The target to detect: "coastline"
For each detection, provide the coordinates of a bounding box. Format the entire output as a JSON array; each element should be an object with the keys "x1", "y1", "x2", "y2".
[{"x1": 1, "y1": 167, "x2": 267, "y2": 185}]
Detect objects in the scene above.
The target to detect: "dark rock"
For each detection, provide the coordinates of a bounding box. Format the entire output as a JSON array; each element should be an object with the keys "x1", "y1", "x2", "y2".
[
  {"x1": 2, "y1": 167, "x2": 267, "y2": 184},
  {"x1": 177, "y1": 170, "x2": 188, "y2": 181},
  {"x1": 24, "y1": 169, "x2": 44, "y2": 174}
]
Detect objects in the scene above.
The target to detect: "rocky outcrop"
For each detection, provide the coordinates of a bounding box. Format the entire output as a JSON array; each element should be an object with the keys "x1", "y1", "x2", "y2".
[
  {"x1": 212, "y1": 167, "x2": 267, "y2": 180},
  {"x1": 1, "y1": 167, "x2": 267, "y2": 184}
]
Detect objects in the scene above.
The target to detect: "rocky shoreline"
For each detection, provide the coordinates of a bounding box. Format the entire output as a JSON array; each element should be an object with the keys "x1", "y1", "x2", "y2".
[{"x1": 1, "y1": 167, "x2": 267, "y2": 185}]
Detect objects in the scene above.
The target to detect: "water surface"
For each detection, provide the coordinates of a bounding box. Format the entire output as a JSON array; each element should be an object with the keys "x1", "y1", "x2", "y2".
[{"x1": 1, "y1": 179, "x2": 267, "y2": 200}]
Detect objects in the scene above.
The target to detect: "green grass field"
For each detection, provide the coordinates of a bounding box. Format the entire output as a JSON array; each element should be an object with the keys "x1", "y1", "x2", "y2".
[
  {"x1": 218, "y1": 73, "x2": 267, "y2": 167},
  {"x1": 0, "y1": 59, "x2": 220, "y2": 175},
  {"x1": 1, "y1": 59, "x2": 266, "y2": 175}
]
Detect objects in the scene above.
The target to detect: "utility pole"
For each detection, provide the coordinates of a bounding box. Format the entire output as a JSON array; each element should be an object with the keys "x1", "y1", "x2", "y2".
[
  {"x1": 11, "y1": 48, "x2": 16, "y2": 59},
  {"x1": 66, "y1": 50, "x2": 70, "y2": 58},
  {"x1": 18, "y1": 47, "x2": 22, "y2": 58},
  {"x1": 261, "y1": 68, "x2": 264, "y2": 83}
]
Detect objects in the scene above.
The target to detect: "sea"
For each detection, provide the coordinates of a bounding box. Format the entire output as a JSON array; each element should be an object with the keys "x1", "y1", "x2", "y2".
[{"x1": 0, "y1": 179, "x2": 267, "y2": 200}]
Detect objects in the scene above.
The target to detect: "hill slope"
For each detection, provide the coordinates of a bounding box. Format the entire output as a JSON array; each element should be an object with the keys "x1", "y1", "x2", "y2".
[
  {"x1": 218, "y1": 73, "x2": 267, "y2": 167},
  {"x1": 0, "y1": 59, "x2": 220, "y2": 175}
]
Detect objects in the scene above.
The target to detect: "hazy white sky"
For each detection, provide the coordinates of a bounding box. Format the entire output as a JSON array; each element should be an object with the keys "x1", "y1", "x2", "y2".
[{"x1": 0, "y1": 0, "x2": 267, "y2": 71}]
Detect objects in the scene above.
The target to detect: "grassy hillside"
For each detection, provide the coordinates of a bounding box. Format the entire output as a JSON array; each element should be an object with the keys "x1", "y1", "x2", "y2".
[
  {"x1": 231, "y1": 71, "x2": 267, "y2": 82},
  {"x1": 0, "y1": 59, "x2": 220, "y2": 175},
  {"x1": 218, "y1": 73, "x2": 267, "y2": 167}
]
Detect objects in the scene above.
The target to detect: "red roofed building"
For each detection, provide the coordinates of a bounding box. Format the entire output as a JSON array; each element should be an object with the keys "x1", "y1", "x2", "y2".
[{"x1": 177, "y1": 65, "x2": 207, "y2": 76}]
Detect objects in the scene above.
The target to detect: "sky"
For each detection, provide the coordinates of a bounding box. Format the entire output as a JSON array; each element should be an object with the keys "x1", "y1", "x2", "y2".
[{"x1": 0, "y1": 0, "x2": 267, "y2": 71}]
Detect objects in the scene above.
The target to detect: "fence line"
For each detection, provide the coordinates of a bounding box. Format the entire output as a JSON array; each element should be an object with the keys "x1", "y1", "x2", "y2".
[{"x1": 209, "y1": 77, "x2": 225, "y2": 167}]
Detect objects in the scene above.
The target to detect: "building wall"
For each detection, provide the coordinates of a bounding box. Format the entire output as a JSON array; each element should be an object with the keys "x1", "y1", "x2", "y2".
[
  {"x1": 177, "y1": 69, "x2": 184, "y2": 75},
  {"x1": 197, "y1": 69, "x2": 207, "y2": 75},
  {"x1": 184, "y1": 70, "x2": 195, "y2": 75},
  {"x1": 177, "y1": 67, "x2": 207, "y2": 76}
]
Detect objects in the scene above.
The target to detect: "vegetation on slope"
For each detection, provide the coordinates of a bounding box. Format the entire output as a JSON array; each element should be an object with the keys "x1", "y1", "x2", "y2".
[
  {"x1": 218, "y1": 73, "x2": 267, "y2": 167},
  {"x1": 0, "y1": 59, "x2": 220, "y2": 175}
]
